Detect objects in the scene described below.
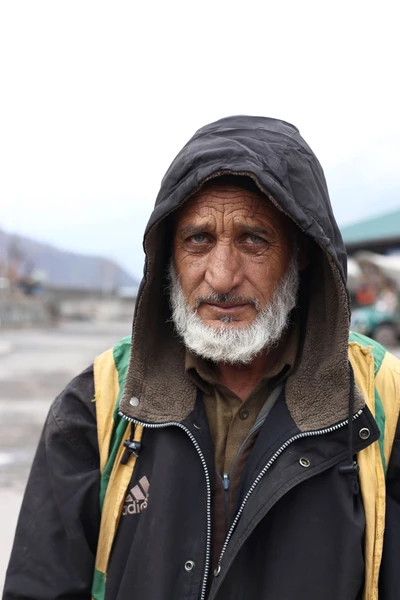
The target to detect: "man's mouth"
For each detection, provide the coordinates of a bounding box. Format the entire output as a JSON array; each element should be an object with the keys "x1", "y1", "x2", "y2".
[
  {"x1": 194, "y1": 294, "x2": 260, "y2": 313},
  {"x1": 204, "y1": 302, "x2": 248, "y2": 312}
]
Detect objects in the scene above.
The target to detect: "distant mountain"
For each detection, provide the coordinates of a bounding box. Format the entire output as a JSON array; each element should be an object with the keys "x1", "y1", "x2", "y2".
[{"x1": 0, "y1": 228, "x2": 138, "y2": 291}]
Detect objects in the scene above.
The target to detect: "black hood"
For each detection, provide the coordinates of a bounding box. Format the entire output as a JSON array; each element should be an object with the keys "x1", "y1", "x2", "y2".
[
  {"x1": 120, "y1": 116, "x2": 363, "y2": 430},
  {"x1": 147, "y1": 116, "x2": 347, "y2": 282}
]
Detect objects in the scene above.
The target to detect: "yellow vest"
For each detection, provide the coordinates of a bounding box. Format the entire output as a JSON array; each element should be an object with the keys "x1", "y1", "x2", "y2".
[{"x1": 91, "y1": 333, "x2": 400, "y2": 600}]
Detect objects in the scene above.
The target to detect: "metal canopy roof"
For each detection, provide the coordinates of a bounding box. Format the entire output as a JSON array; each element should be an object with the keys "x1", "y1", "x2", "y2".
[{"x1": 340, "y1": 208, "x2": 400, "y2": 245}]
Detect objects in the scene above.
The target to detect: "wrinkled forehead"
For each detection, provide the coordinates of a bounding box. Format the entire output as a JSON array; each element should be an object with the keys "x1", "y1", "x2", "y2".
[{"x1": 174, "y1": 177, "x2": 292, "y2": 234}]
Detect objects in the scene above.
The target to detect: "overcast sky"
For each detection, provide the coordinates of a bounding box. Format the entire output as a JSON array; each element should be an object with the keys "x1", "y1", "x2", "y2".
[{"x1": 1, "y1": 0, "x2": 399, "y2": 279}]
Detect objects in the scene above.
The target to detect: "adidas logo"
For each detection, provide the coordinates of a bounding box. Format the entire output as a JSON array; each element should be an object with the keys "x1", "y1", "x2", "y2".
[{"x1": 122, "y1": 476, "x2": 150, "y2": 516}]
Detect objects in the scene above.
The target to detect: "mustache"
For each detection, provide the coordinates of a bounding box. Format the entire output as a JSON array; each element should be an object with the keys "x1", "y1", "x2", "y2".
[{"x1": 194, "y1": 292, "x2": 260, "y2": 311}]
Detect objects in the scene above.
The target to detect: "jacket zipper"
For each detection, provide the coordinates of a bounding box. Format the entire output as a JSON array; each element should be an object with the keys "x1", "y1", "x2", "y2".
[
  {"x1": 222, "y1": 473, "x2": 230, "y2": 531},
  {"x1": 213, "y1": 410, "x2": 363, "y2": 578},
  {"x1": 119, "y1": 412, "x2": 211, "y2": 600}
]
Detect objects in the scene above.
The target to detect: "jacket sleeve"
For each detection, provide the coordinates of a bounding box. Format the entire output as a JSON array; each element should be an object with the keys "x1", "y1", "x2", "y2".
[
  {"x1": 3, "y1": 366, "x2": 100, "y2": 600},
  {"x1": 379, "y1": 413, "x2": 400, "y2": 599}
]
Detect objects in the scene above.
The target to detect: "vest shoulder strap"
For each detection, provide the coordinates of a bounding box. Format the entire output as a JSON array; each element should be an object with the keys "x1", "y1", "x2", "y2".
[
  {"x1": 349, "y1": 332, "x2": 400, "y2": 600},
  {"x1": 92, "y1": 337, "x2": 143, "y2": 600},
  {"x1": 349, "y1": 331, "x2": 400, "y2": 471}
]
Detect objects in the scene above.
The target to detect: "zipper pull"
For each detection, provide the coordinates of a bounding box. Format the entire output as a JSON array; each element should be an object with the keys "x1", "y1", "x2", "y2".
[
  {"x1": 120, "y1": 440, "x2": 142, "y2": 464},
  {"x1": 223, "y1": 473, "x2": 230, "y2": 491}
]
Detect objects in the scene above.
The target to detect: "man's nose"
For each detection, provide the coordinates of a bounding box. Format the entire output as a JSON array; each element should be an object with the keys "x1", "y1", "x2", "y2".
[{"x1": 204, "y1": 243, "x2": 243, "y2": 293}]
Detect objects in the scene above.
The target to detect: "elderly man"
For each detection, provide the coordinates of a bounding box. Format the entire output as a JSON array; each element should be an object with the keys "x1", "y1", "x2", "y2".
[{"x1": 4, "y1": 116, "x2": 400, "y2": 600}]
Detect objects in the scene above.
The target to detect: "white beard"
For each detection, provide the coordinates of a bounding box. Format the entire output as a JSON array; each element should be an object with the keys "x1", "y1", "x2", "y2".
[{"x1": 168, "y1": 255, "x2": 299, "y2": 365}]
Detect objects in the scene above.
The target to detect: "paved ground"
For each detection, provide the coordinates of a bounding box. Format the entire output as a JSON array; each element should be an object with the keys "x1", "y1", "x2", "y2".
[
  {"x1": 0, "y1": 320, "x2": 131, "y2": 591},
  {"x1": 0, "y1": 323, "x2": 399, "y2": 591}
]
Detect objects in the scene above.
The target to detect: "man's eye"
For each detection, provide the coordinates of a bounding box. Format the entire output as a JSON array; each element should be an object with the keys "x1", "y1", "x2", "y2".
[
  {"x1": 245, "y1": 234, "x2": 264, "y2": 244},
  {"x1": 189, "y1": 234, "x2": 207, "y2": 244}
]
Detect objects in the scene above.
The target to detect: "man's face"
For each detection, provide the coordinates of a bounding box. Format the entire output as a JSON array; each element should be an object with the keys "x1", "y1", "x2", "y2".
[{"x1": 173, "y1": 183, "x2": 294, "y2": 330}]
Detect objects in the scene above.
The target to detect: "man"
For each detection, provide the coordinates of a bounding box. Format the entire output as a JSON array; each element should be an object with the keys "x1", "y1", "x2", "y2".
[{"x1": 4, "y1": 116, "x2": 400, "y2": 600}]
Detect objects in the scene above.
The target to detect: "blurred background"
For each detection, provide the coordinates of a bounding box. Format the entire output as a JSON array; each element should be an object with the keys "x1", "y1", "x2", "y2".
[{"x1": 0, "y1": 0, "x2": 399, "y2": 589}]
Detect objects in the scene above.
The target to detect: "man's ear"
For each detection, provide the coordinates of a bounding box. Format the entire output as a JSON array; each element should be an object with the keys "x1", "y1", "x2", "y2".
[{"x1": 297, "y1": 234, "x2": 311, "y2": 271}]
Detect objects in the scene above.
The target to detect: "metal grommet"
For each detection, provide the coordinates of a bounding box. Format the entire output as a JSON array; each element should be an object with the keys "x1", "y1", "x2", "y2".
[
  {"x1": 299, "y1": 457, "x2": 311, "y2": 468},
  {"x1": 193, "y1": 423, "x2": 202, "y2": 430},
  {"x1": 359, "y1": 428, "x2": 371, "y2": 440},
  {"x1": 214, "y1": 565, "x2": 221, "y2": 577},
  {"x1": 184, "y1": 560, "x2": 195, "y2": 572},
  {"x1": 129, "y1": 396, "x2": 139, "y2": 407}
]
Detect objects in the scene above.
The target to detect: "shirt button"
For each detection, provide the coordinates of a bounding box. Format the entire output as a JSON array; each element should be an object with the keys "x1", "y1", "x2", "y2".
[{"x1": 239, "y1": 409, "x2": 249, "y2": 420}]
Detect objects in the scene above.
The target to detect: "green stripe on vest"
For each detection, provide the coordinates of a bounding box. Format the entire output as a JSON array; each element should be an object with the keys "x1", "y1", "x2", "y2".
[{"x1": 92, "y1": 568, "x2": 106, "y2": 600}]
